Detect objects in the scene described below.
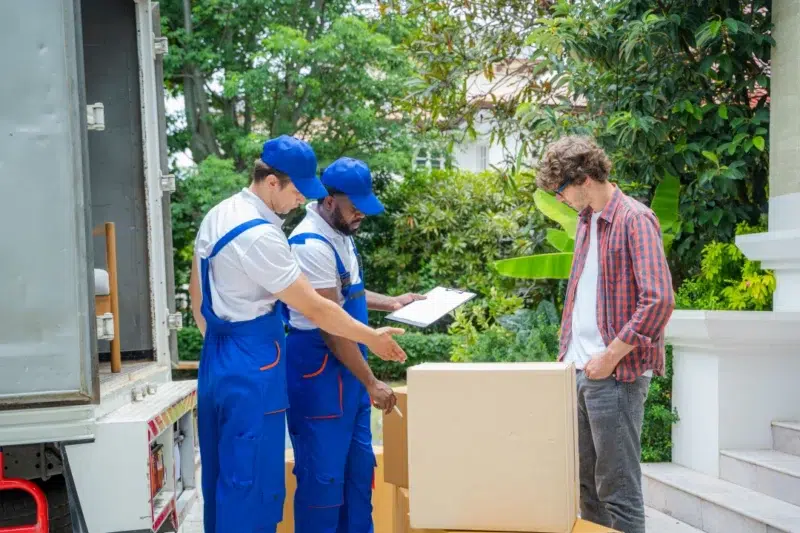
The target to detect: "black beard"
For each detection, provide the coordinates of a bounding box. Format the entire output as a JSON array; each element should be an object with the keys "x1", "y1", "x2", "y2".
[{"x1": 331, "y1": 205, "x2": 357, "y2": 236}]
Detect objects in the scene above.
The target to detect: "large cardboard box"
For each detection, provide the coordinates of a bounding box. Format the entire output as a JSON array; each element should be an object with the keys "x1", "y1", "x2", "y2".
[
  {"x1": 392, "y1": 486, "x2": 619, "y2": 533},
  {"x1": 407, "y1": 362, "x2": 579, "y2": 533},
  {"x1": 278, "y1": 445, "x2": 393, "y2": 533},
  {"x1": 383, "y1": 385, "x2": 409, "y2": 488}
]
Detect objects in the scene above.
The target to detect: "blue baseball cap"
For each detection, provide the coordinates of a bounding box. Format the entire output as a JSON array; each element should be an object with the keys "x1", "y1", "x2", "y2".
[
  {"x1": 321, "y1": 157, "x2": 385, "y2": 216},
  {"x1": 260, "y1": 135, "x2": 327, "y2": 199}
]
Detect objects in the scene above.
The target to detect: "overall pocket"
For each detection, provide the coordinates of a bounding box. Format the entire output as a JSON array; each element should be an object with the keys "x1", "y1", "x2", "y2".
[{"x1": 293, "y1": 352, "x2": 344, "y2": 419}]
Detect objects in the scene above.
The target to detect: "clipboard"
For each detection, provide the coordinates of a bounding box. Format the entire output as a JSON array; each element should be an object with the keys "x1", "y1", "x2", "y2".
[{"x1": 385, "y1": 286, "x2": 477, "y2": 328}]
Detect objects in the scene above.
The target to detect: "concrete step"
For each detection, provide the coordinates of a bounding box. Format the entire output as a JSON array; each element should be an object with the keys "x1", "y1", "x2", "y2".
[
  {"x1": 643, "y1": 462, "x2": 800, "y2": 533},
  {"x1": 773, "y1": 421, "x2": 800, "y2": 457},
  {"x1": 645, "y1": 506, "x2": 705, "y2": 532},
  {"x1": 721, "y1": 449, "x2": 800, "y2": 507}
]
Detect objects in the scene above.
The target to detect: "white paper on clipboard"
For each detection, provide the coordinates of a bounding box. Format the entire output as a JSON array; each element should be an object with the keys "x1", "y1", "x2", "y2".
[{"x1": 385, "y1": 286, "x2": 476, "y2": 328}]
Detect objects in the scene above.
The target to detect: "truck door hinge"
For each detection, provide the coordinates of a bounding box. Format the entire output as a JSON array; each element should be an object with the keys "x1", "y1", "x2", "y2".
[
  {"x1": 167, "y1": 312, "x2": 183, "y2": 331},
  {"x1": 154, "y1": 36, "x2": 169, "y2": 56},
  {"x1": 96, "y1": 313, "x2": 115, "y2": 340},
  {"x1": 160, "y1": 173, "x2": 176, "y2": 193},
  {"x1": 87, "y1": 103, "x2": 105, "y2": 131}
]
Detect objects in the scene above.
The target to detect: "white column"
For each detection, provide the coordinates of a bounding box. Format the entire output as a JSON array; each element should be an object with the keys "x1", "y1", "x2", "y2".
[
  {"x1": 736, "y1": 1, "x2": 800, "y2": 310},
  {"x1": 666, "y1": 311, "x2": 800, "y2": 477}
]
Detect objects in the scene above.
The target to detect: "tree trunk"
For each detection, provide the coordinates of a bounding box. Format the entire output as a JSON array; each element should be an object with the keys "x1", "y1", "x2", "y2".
[{"x1": 182, "y1": 0, "x2": 218, "y2": 163}]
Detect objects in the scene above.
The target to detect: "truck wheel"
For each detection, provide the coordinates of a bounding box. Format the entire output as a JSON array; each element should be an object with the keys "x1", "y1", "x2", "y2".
[{"x1": 0, "y1": 475, "x2": 73, "y2": 533}]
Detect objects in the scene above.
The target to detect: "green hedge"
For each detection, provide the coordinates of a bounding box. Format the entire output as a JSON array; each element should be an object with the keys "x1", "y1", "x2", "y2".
[
  {"x1": 369, "y1": 332, "x2": 455, "y2": 382},
  {"x1": 178, "y1": 326, "x2": 203, "y2": 361}
]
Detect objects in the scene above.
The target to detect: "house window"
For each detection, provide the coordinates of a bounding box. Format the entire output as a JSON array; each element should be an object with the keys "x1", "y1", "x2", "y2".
[
  {"x1": 414, "y1": 148, "x2": 446, "y2": 170},
  {"x1": 478, "y1": 145, "x2": 488, "y2": 171}
]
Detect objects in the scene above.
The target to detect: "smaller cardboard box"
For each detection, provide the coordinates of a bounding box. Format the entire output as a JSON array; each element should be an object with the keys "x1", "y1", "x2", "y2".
[
  {"x1": 383, "y1": 385, "x2": 409, "y2": 488},
  {"x1": 392, "y1": 485, "x2": 620, "y2": 533}
]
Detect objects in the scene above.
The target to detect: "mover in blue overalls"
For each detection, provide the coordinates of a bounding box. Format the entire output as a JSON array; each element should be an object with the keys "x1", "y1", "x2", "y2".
[
  {"x1": 189, "y1": 139, "x2": 407, "y2": 533},
  {"x1": 285, "y1": 157, "x2": 425, "y2": 533}
]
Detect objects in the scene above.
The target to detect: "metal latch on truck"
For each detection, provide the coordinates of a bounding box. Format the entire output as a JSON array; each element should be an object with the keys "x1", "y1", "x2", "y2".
[{"x1": 86, "y1": 103, "x2": 105, "y2": 131}]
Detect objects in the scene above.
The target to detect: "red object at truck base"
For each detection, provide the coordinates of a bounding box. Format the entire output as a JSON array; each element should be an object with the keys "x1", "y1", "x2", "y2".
[{"x1": 0, "y1": 451, "x2": 49, "y2": 533}]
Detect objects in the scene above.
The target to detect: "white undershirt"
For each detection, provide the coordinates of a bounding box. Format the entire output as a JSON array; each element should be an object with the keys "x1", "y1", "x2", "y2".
[
  {"x1": 287, "y1": 202, "x2": 361, "y2": 330},
  {"x1": 565, "y1": 211, "x2": 652, "y2": 377},
  {"x1": 194, "y1": 188, "x2": 301, "y2": 321},
  {"x1": 564, "y1": 212, "x2": 606, "y2": 370}
]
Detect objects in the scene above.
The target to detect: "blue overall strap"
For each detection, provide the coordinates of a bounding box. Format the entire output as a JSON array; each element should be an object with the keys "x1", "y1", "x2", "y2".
[
  {"x1": 288, "y1": 232, "x2": 351, "y2": 292},
  {"x1": 201, "y1": 218, "x2": 271, "y2": 316}
]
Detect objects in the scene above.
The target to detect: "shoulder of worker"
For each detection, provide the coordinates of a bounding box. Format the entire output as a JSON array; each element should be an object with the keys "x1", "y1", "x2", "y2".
[
  {"x1": 288, "y1": 205, "x2": 338, "y2": 255},
  {"x1": 290, "y1": 220, "x2": 337, "y2": 267},
  {"x1": 195, "y1": 189, "x2": 288, "y2": 259}
]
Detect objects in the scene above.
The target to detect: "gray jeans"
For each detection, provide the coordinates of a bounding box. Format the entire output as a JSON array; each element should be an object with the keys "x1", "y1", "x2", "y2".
[{"x1": 576, "y1": 370, "x2": 651, "y2": 533}]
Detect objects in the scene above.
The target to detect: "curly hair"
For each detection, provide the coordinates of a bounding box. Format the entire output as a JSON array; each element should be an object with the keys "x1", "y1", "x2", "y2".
[{"x1": 535, "y1": 136, "x2": 612, "y2": 191}]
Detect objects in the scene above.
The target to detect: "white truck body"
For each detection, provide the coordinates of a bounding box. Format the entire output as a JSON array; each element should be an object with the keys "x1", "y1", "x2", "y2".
[{"x1": 0, "y1": 1, "x2": 198, "y2": 531}]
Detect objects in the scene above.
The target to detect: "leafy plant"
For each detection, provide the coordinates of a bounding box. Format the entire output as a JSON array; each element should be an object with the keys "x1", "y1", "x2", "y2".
[
  {"x1": 642, "y1": 346, "x2": 679, "y2": 462},
  {"x1": 177, "y1": 326, "x2": 204, "y2": 361},
  {"x1": 362, "y1": 168, "x2": 559, "y2": 330},
  {"x1": 369, "y1": 333, "x2": 455, "y2": 381},
  {"x1": 493, "y1": 173, "x2": 681, "y2": 280},
  {"x1": 449, "y1": 300, "x2": 561, "y2": 363},
  {"x1": 675, "y1": 219, "x2": 774, "y2": 311}
]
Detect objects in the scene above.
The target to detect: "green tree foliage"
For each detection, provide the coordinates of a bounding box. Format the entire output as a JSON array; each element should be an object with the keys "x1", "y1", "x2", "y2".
[
  {"x1": 392, "y1": 0, "x2": 772, "y2": 283},
  {"x1": 160, "y1": 0, "x2": 423, "y2": 173}
]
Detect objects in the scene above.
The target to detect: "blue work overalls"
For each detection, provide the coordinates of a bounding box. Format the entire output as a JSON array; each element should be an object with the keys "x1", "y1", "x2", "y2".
[
  {"x1": 197, "y1": 219, "x2": 288, "y2": 533},
  {"x1": 285, "y1": 232, "x2": 375, "y2": 533}
]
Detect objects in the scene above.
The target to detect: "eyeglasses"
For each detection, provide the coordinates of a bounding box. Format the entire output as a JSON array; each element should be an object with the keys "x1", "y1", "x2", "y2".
[{"x1": 555, "y1": 177, "x2": 572, "y2": 196}]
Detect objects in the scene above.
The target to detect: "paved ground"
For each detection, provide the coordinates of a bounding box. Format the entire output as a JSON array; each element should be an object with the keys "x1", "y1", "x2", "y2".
[{"x1": 178, "y1": 471, "x2": 204, "y2": 533}]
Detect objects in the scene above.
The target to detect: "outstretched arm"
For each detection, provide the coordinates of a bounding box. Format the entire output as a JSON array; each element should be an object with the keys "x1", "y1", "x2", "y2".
[
  {"x1": 367, "y1": 290, "x2": 427, "y2": 312},
  {"x1": 276, "y1": 275, "x2": 406, "y2": 362}
]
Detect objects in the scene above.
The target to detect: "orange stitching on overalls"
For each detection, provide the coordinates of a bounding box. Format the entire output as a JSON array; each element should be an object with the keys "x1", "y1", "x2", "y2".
[
  {"x1": 259, "y1": 340, "x2": 281, "y2": 371},
  {"x1": 302, "y1": 353, "x2": 328, "y2": 378}
]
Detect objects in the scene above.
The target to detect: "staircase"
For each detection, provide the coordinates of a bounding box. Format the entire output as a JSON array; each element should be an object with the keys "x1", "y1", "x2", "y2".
[{"x1": 643, "y1": 420, "x2": 800, "y2": 533}]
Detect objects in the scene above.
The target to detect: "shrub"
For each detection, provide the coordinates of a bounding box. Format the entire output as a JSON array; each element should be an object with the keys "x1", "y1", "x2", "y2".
[
  {"x1": 178, "y1": 326, "x2": 203, "y2": 361},
  {"x1": 361, "y1": 168, "x2": 562, "y2": 332},
  {"x1": 641, "y1": 347, "x2": 678, "y2": 462},
  {"x1": 369, "y1": 332, "x2": 455, "y2": 382},
  {"x1": 450, "y1": 300, "x2": 561, "y2": 363},
  {"x1": 675, "y1": 218, "x2": 774, "y2": 311}
]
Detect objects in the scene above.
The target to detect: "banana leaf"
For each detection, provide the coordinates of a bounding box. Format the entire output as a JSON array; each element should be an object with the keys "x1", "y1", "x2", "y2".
[
  {"x1": 651, "y1": 173, "x2": 680, "y2": 232},
  {"x1": 493, "y1": 253, "x2": 574, "y2": 280},
  {"x1": 534, "y1": 189, "x2": 578, "y2": 238},
  {"x1": 545, "y1": 229, "x2": 575, "y2": 252}
]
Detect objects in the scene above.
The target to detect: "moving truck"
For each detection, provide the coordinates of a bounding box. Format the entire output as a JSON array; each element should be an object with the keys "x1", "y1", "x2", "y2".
[{"x1": 0, "y1": 1, "x2": 199, "y2": 531}]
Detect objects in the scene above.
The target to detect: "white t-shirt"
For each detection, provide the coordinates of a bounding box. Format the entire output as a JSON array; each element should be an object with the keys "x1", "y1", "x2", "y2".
[
  {"x1": 565, "y1": 211, "x2": 652, "y2": 377},
  {"x1": 564, "y1": 212, "x2": 606, "y2": 370},
  {"x1": 287, "y1": 202, "x2": 361, "y2": 330},
  {"x1": 194, "y1": 188, "x2": 300, "y2": 321}
]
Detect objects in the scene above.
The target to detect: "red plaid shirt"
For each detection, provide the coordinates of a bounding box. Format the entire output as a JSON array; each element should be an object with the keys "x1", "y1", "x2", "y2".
[{"x1": 558, "y1": 185, "x2": 675, "y2": 382}]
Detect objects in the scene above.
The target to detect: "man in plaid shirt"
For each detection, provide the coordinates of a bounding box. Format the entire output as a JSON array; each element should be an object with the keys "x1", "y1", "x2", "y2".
[{"x1": 536, "y1": 136, "x2": 675, "y2": 533}]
